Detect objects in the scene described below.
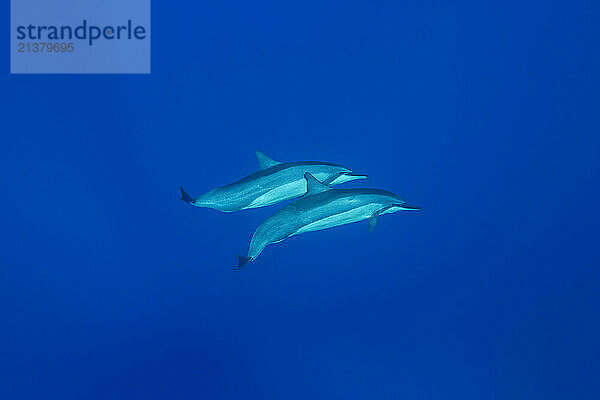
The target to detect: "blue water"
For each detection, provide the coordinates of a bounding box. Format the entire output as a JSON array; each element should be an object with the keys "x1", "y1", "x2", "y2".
[{"x1": 2, "y1": 1, "x2": 599, "y2": 399}]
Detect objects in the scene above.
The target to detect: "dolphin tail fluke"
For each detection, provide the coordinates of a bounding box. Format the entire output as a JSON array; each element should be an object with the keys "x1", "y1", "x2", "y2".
[
  {"x1": 180, "y1": 187, "x2": 194, "y2": 204},
  {"x1": 233, "y1": 255, "x2": 252, "y2": 270}
]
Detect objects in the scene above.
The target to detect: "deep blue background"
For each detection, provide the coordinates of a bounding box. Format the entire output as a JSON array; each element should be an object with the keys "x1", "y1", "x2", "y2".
[{"x1": 2, "y1": 1, "x2": 599, "y2": 398}]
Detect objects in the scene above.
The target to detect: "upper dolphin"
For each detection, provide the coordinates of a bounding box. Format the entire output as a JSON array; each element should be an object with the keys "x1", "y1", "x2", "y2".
[
  {"x1": 180, "y1": 151, "x2": 367, "y2": 212},
  {"x1": 235, "y1": 173, "x2": 420, "y2": 268}
]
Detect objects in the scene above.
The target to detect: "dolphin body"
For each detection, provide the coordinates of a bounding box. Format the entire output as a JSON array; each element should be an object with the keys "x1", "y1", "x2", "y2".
[
  {"x1": 235, "y1": 173, "x2": 420, "y2": 268},
  {"x1": 180, "y1": 152, "x2": 367, "y2": 212}
]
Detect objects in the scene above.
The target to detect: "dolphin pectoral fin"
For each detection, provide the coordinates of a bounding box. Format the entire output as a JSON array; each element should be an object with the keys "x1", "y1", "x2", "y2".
[
  {"x1": 304, "y1": 173, "x2": 331, "y2": 196},
  {"x1": 369, "y1": 204, "x2": 399, "y2": 231},
  {"x1": 368, "y1": 212, "x2": 380, "y2": 232},
  {"x1": 180, "y1": 187, "x2": 194, "y2": 204},
  {"x1": 233, "y1": 255, "x2": 252, "y2": 270},
  {"x1": 255, "y1": 151, "x2": 281, "y2": 170}
]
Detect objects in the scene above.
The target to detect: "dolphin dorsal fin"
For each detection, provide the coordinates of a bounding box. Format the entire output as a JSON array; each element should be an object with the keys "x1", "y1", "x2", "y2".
[
  {"x1": 255, "y1": 151, "x2": 281, "y2": 170},
  {"x1": 304, "y1": 173, "x2": 331, "y2": 196}
]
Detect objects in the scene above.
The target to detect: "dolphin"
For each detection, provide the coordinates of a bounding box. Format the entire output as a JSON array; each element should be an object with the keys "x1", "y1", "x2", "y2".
[
  {"x1": 180, "y1": 151, "x2": 367, "y2": 212},
  {"x1": 234, "y1": 173, "x2": 420, "y2": 268}
]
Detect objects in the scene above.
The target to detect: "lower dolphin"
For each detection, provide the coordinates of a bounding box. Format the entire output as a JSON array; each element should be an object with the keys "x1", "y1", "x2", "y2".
[
  {"x1": 235, "y1": 173, "x2": 420, "y2": 268},
  {"x1": 180, "y1": 151, "x2": 367, "y2": 212}
]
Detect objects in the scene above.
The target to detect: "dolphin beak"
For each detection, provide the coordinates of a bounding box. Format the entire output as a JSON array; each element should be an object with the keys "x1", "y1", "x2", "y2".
[
  {"x1": 344, "y1": 172, "x2": 368, "y2": 179},
  {"x1": 400, "y1": 204, "x2": 421, "y2": 211}
]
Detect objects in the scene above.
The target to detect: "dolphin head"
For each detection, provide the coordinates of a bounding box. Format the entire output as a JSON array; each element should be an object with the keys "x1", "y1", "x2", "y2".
[
  {"x1": 329, "y1": 170, "x2": 369, "y2": 185},
  {"x1": 319, "y1": 164, "x2": 368, "y2": 186},
  {"x1": 382, "y1": 203, "x2": 421, "y2": 214},
  {"x1": 380, "y1": 195, "x2": 421, "y2": 214},
  {"x1": 364, "y1": 189, "x2": 421, "y2": 215}
]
